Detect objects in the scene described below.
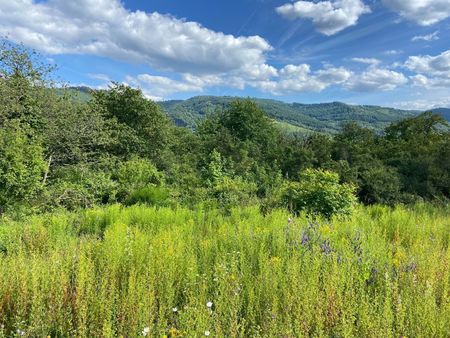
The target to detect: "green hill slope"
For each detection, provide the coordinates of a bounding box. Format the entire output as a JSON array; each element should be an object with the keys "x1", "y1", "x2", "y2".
[
  {"x1": 159, "y1": 96, "x2": 418, "y2": 133},
  {"x1": 60, "y1": 88, "x2": 422, "y2": 134},
  {"x1": 430, "y1": 108, "x2": 450, "y2": 122}
]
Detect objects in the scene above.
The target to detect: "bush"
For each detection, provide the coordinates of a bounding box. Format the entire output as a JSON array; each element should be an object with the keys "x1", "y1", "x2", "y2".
[
  {"x1": 211, "y1": 176, "x2": 257, "y2": 212},
  {"x1": 0, "y1": 122, "x2": 46, "y2": 212},
  {"x1": 43, "y1": 165, "x2": 117, "y2": 210},
  {"x1": 114, "y1": 157, "x2": 165, "y2": 202},
  {"x1": 125, "y1": 186, "x2": 170, "y2": 206},
  {"x1": 283, "y1": 168, "x2": 356, "y2": 218}
]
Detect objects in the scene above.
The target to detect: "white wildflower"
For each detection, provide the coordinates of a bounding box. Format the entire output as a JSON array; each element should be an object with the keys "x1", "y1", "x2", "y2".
[
  {"x1": 204, "y1": 330, "x2": 210, "y2": 336},
  {"x1": 206, "y1": 301, "x2": 213, "y2": 308},
  {"x1": 172, "y1": 307, "x2": 178, "y2": 313},
  {"x1": 142, "y1": 327, "x2": 150, "y2": 336}
]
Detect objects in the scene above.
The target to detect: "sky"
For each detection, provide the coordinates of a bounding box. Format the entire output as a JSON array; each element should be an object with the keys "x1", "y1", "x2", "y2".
[{"x1": 0, "y1": 0, "x2": 450, "y2": 109}]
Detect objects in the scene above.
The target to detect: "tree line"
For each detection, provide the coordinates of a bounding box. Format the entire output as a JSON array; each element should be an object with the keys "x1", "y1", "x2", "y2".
[{"x1": 1, "y1": 42, "x2": 449, "y2": 217}]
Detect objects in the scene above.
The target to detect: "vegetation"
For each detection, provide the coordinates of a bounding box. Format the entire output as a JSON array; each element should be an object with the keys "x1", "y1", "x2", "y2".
[
  {"x1": 1, "y1": 41, "x2": 449, "y2": 216},
  {"x1": 158, "y1": 96, "x2": 420, "y2": 133},
  {"x1": 0, "y1": 41, "x2": 449, "y2": 337},
  {"x1": 0, "y1": 204, "x2": 449, "y2": 337}
]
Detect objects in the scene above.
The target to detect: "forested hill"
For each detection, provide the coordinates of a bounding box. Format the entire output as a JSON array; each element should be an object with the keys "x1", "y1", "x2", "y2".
[
  {"x1": 158, "y1": 96, "x2": 418, "y2": 133},
  {"x1": 64, "y1": 88, "x2": 447, "y2": 134},
  {"x1": 430, "y1": 108, "x2": 450, "y2": 122}
]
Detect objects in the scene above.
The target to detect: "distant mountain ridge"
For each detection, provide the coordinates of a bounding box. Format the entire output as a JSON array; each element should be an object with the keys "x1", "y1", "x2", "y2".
[
  {"x1": 159, "y1": 96, "x2": 419, "y2": 134},
  {"x1": 62, "y1": 88, "x2": 448, "y2": 134},
  {"x1": 430, "y1": 108, "x2": 450, "y2": 122}
]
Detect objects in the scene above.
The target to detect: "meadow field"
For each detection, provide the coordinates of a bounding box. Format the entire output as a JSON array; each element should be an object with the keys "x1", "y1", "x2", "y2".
[{"x1": 0, "y1": 204, "x2": 448, "y2": 337}]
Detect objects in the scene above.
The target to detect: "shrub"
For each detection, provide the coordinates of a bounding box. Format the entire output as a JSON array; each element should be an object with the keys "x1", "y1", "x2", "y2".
[
  {"x1": 43, "y1": 165, "x2": 117, "y2": 210},
  {"x1": 114, "y1": 157, "x2": 165, "y2": 202},
  {"x1": 0, "y1": 122, "x2": 46, "y2": 212},
  {"x1": 125, "y1": 186, "x2": 170, "y2": 206},
  {"x1": 283, "y1": 168, "x2": 356, "y2": 218},
  {"x1": 211, "y1": 176, "x2": 257, "y2": 212}
]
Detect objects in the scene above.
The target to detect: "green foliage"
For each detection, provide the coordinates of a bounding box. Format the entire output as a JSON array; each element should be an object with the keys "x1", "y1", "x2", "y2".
[
  {"x1": 159, "y1": 96, "x2": 418, "y2": 133},
  {"x1": 283, "y1": 168, "x2": 357, "y2": 218},
  {"x1": 0, "y1": 204, "x2": 448, "y2": 337},
  {"x1": 114, "y1": 157, "x2": 165, "y2": 202},
  {"x1": 91, "y1": 83, "x2": 173, "y2": 166},
  {"x1": 0, "y1": 122, "x2": 45, "y2": 212},
  {"x1": 1, "y1": 41, "x2": 449, "y2": 216},
  {"x1": 43, "y1": 165, "x2": 117, "y2": 210},
  {"x1": 203, "y1": 150, "x2": 257, "y2": 211},
  {"x1": 125, "y1": 186, "x2": 170, "y2": 206}
]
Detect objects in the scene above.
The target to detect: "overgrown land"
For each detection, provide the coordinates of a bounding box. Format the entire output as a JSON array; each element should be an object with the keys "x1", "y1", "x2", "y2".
[{"x1": 0, "y1": 42, "x2": 449, "y2": 337}]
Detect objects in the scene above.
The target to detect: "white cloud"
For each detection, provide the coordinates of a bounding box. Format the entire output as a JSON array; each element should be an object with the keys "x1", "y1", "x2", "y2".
[
  {"x1": 345, "y1": 68, "x2": 408, "y2": 91},
  {"x1": 253, "y1": 64, "x2": 351, "y2": 94},
  {"x1": 405, "y1": 50, "x2": 450, "y2": 88},
  {"x1": 392, "y1": 97, "x2": 450, "y2": 110},
  {"x1": 276, "y1": 0, "x2": 371, "y2": 35},
  {"x1": 382, "y1": 0, "x2": 450, "y2": 26},
  {"x1": 351, "y1": 57, "x2": 381, "y2": 65},
  {"x1": 125, "y1": 73, "x2": 212, "y2": 99},
  {"x1": 411, "y1": 31, "x2": 439, "y2": 42},
  {"x1": 0, "y1": 0, "x2": 271, "y2": 75}
]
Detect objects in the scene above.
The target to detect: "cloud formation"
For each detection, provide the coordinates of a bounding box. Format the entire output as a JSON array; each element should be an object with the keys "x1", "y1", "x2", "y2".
[
  {"x1": 411, "y1": 31, "x2": 439, "y2": 42},
  {"x1": 247, "y1": 64, "x2": 352, "y2": 94},
  {"x1": 405, "y1": 50, "x2": 450, "y2": 88},
  {"x1": 345, "y1": 68, "x2": 408, "y2": 91},
  {"x1": 0, "y1": 0, "x2": 271, "y2": 75},
  {"x1": 276, "y1": 0, "x2": 371, "y2": 35},
  {"x1": 382, "y1": 0, "x2": 450, "y2": 26}
]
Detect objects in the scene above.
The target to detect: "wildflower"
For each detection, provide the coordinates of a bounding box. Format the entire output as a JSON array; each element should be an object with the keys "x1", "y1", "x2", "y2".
[
  {"x1": 16, "y1": 329, "x2": 25, "y2": 336},
  {"x1": 321, "y1": 240, "x2": 332, "y2": 255},
  {"x1": 172, "y1": 307, "x2": 178, "y2": 313},
  {"x1": 206, "y1": 301, "x2": 213, "y2": 308},
  {"x1": 142, "y1": 327, "x2": 150, "y2": 336},
  {"x1": 301, "y1": 231, "x2": 309, "y2": 246},
  {"x1": 288, "y1": 217, "x2": 292, "y2": 224},
  {"x1": 204, "y1": 331, "x2": 210, "y2": 336},
  {"x1": 406, "y1": 262, "x2": 416, "y2": 272}
]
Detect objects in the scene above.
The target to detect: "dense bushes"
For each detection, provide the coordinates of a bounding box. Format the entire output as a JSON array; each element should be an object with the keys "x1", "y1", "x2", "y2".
[
  {"x1": 1, "y1": 42, "x2": 449, "y2": 217},
  {"x1": 282, "y1": 169, "x2": 356, "y2": 218},
  {"x1": 0, "y1": 122, "x2": 45, "y2": 212}
]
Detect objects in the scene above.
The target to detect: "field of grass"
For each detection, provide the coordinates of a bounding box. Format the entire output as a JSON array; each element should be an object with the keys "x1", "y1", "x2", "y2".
[{"x1": 0, "y1": 204, "x2": 449, "y2": 337}]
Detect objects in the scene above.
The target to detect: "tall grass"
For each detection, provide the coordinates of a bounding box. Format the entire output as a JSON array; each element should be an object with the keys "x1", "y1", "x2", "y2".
[{"x1": 0, "y1": 204, "x2": 449, "y2": 337}]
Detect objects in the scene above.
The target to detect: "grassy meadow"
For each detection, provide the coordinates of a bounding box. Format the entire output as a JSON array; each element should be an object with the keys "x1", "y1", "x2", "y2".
[{"x1": 0, "y1": 204, "x2": 449, "y2": 337}]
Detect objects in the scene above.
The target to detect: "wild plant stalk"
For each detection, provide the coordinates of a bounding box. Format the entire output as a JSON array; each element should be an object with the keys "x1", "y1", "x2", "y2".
[{"x1": 0, "y1": 204, "x2": 449, "y2": 337}]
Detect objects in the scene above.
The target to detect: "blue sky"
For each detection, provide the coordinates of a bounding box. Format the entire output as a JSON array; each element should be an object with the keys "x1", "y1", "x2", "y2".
[{"x1": 1, "y1": 0, "x2": 450, "y2": 109}]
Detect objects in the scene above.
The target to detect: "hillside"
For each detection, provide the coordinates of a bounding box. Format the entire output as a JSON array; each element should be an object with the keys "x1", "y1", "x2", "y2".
[
  {"x1": 159, "y1": 96, "x2": 418, "y2": 133},
  {"x1": 61, "y1": 88, "x2": 430, "y2": 134},
  {"x1": 430, "y1": 107, "x2": 450, "y2": 122}
]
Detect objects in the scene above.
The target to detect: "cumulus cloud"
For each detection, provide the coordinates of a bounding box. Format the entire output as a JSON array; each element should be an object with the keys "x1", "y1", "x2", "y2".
[
  {"x1": 382, "y1": 0, "x2": 450, "y2": 26},
  {"x1": 404, "y1": 50, "x2": 450, "y2": 88},
  {"x1": 276, "y1": 0, "x2": 371, "y2": 35},
  {"x1": 345, "y1": 68, "x2": 408, "y2": 91},
  {"x1": 0, "y1": 0, "x2": 271, "y2": 75},
  {"x1": 124, "y1": 73, "x2": 227, "y2": 100},
  {"x1": 253, "y1": 64, "x2": 351, "y2": 94},
  {"x1": 411, "y1": 31, "x2": 439, "y2": 42}
]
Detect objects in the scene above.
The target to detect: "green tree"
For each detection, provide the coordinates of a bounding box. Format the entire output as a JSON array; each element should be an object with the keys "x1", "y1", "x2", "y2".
[
  {"x1": 282, "y1": 168, "x2": 356, "y2": 218},
  {"x1": 91, "y1": 83, "x2": 174, "y2": 167},
  {"x1": 114, "y1": 157, "x2": 165, "y2": 202},
  {"x1": 0, "y1": 122, "x2": 45, "y2": 212}
]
